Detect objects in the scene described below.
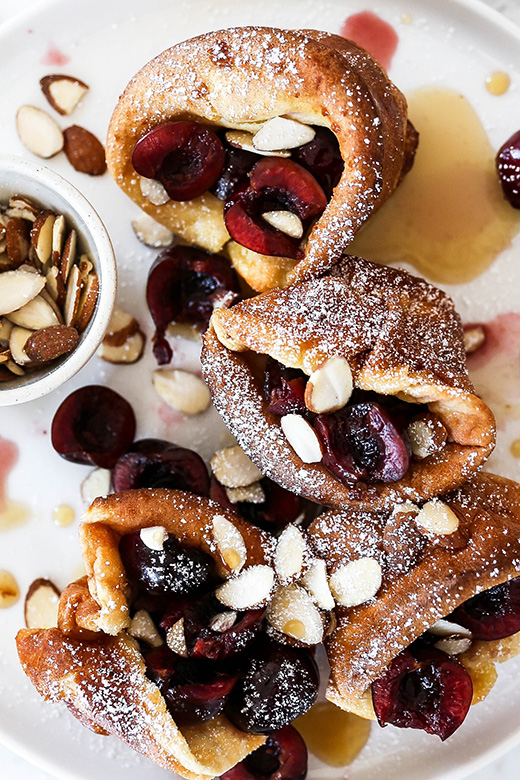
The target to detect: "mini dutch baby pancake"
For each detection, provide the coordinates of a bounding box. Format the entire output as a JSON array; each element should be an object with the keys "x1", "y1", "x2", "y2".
[
  {"x1": 16, "y1": 489, "x2": 322, "y2": 779},
  {"x1": 106, "y1": 27, "x2": 417, "y2": 292},
  {"x1": 307, "y1": 473, "x2": 520, "y2": 740},
  {"x1": 201, "y1": 255, "x2": 495, "y2": 510}
]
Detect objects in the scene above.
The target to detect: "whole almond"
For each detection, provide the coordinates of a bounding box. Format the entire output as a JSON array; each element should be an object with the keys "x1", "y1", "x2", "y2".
[
  {"x1": 25, "y1": 324, "x2": 79, "y2": 362},
  {"x1": 63, "y1": 125, "x2": 106, "y2": 176}
]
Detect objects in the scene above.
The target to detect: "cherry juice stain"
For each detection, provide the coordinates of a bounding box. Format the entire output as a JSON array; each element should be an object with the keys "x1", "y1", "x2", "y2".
[
  {"x1": 41, "y1": 42, "x2": 70, "y2": 67},
  {"x1": 0, "y1": 436, "x2": 29, "y2": 530},
  {"x1": 341, "y1": 11, "x2": 398, "y2": 71}
]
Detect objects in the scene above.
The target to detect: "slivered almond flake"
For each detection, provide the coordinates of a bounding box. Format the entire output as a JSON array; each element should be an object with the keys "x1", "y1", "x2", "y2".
[
  {"x1": 305, "y1": 356, "x2": 353, "y2": 414},
  {"x1": 253, "y1": 117, "x2": 316, "y2": 151},
  {"x1": 139, "y1": 176, "x2": 170, "y2": 205},
  {"x1": 140, "y1": 525, "x2": 168, "y2": 551},
  {"x1": 16, "y1": 105, "x2": 64, "y2": 158},
  {"x1": 274, "y1": 524, "x2": 308, "y2": 584},
  {"x1": 212, "y1": 514, "x2": 247, "y2": 574},
  {"x1": 210, "y1": 445, "x2": 263, "y2": 489},
  {"x1": 429, "y1": 619, "x2": 472, "y2": 639},
  {"x1": 128, "y1": 609, "x2": 163, "y2": 647},
  {"x1": 216, "y1": 565, "x2": 275, "y2": 610},
  {"x1": 98, "y1": 329, "x2": 145, "y2": 364},
  {"x1": 225, "y1": 130, "x2": 291, "y2": 158},
  {"x1": 9, "y1": 326, "x2": 32, "y2": 365},
  {"x1": 415, "y1": 500, "x2": 460, "y2": 535},
  {"x1": 80, "y1": 467, "x2": 111, "y2": 505},
  {"x1": 24, "y1": 578, "x2": 60, "y2": 629},
  {"x1": 31, "y1": 210, "x2": 55, "y2": 266},
  {"x1": 266, "y1": 584, "x2": 324, "y2": 645},
  {"x1": 8, "y1": 294, "x2": 61, "y2": 330},
  {"x1": 63, "y1": 264, "x2": 81, "y2": 325},
  {"x1": 329, "y1": 558, "x2": 382, "y2": 608},
  {"x1": 152, "y1": 368, "x2": 211, "y2": 415},
  {"x1": 262, "y1": 211, "x2": 303, "y2": 238},
  {"x1": 209, "y1": 611, "x2": 237, "y2": 632},
  {"x1": 300, "y1": 559, "x2": 335, "y2": 611},
  {"x1": 132, "y1": 213, "x2": 173, "y2": 247},
  {"x1": 40, "y1": 74, "x2": 89, "y2": 116},
  {"x1": 434, "y1": 636, "x2": 472, "y2": 655},
  {"x1": 167, "y1": 618, "x2": 188, "y2": 657},
  {"x1": 60, "y1": 229, "x2": 76, "y2": 282},
  {"x1": 0, "y1": 570, "x2": 20, "y2": 608},
  {"x1": 280, "y1": 414, "x2": 322, "y2": 463},
  {"x1": 226, "y1": 481, "x2": 266, "y2": 505}
]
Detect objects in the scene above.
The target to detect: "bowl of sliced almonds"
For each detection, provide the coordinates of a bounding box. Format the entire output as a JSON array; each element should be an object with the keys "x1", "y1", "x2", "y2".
[{"x1": 0, "y1": 154, "x2": 116, "y2": 405}]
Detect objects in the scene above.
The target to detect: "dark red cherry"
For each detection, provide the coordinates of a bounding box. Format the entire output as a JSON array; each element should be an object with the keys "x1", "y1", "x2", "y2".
[
  {"x1": 314, "y1": 402, "x2": 410, "y2": 485},
  {"x1": 119, "y1": 530, "x2": 214, "y2": 596},
  {"x1": 496, "y1": 129, "x2": 520, "y2": 209},
  {"x1": 372, "y1": 642, "x2": 473, "y2": 741},
  {"x1": 450, "y1": 576, "x2": 520, "y2": 640},
  {"x1": 292, "y1": 127, "x2": 343, "y2": 199},
  {"x1": 225, "y1": 640, "x2": 319, "y2": 734},
  {"x1": 224, "y1": 158, "x2": 327, "y2": 258},
  {"x1": 160, "y1": 593, "x2": 265, "y2": 661},
  {"x1": 211, "y1": 146, "x2": 258, "y2": 201},
  {"x1": 144, "y1": 644, "x2": 178, "y2": 686},
  {"x1": 221, "y1": 726, "x2": 308, "y2": 780},
  {"x1": 112, "y1": 438, "x2": 210, "y2": 496},
  {"x1": 210, "y1": 475, "x2": 304, "y2": 532},
  {"x1": 147, "y1": 246, "x2": 241, "y2": 364},
  {"x1": 51, "y1": 385, "x2": 136, "y2": 469},
  {"x1": 264, "y1": 357, "x2": 307, "y2": 416},
  {"x1": 132, "y1": 121, "x2": 225, "y2": 201}
]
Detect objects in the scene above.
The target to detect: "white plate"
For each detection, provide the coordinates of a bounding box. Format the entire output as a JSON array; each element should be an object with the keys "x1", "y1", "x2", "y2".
[{"x1": 0, "y1": 1, "x2": 519, "y2": 779}]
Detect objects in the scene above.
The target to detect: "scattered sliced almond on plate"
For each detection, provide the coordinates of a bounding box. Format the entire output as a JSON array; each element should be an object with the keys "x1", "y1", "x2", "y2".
[
  {"x1": 152, "y1": 368, "x2": 211, "y2": 414},
  {"x1": 16, "y1": 105, "x2": 64, "y2": 158},
  {"x1": 40, "y1": 74, "x2": 89, "y2": 116},
  {"x1": 80, "y1": 467, "x2": 112, "y2": 505},
  {"x1": 24, "y1": 578, "x2": 60, "y2": 629},
  {"x1": 0, "y1": 569, "x2": 20, "y2": 608},
  {"x1": 132, "y1": 213, "x2": 173, "y2": 247}
]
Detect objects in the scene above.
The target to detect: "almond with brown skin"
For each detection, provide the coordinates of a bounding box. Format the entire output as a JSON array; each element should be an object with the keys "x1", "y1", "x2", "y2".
[
  {"x1": 24, "y1": 324, "x2": 79, "y2": 362},
  {"x1": 75, "y1": 272, "x2": 99, "y2": 331},
  {"x1": 40, "y1": 74, "x2": 89, "y2": 116},
  {"x1": 63, "y1": 125, "x2": 106, "y2": 176},
  {"x1": 5, "y1": 218, "x2": 30, "y2": 268},
  {"x1": 30, "y1": 210, "x2": 55, "y2": 266},
  {"x1": 24, "y1": 578, "x2": 60, "y2": 628}
]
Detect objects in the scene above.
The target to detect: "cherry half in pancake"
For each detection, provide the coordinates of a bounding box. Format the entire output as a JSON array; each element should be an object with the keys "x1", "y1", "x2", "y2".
[
  {"x1": 221, "y1": 725, "x2": 308, "y2": 780},
  {"x1": 51, "y1": 385, "x2": 136, "y2": 469},
  {"x1": 147, "y1": 246, "x2": 241, "y2": 364},
  {"x1": 450, "y1": 576, "x2": 520, "y2": 640},
  {"x1": 211, "y1": 146, "x2": 259, "y2": 201},
  {"x1": 224, "y1": 158, "x2": 327, "y2": 258},
  {"x1": 264, "y1": 357, "x2": 307, "y2": 417},
  {"x1": 132, "y1": 120, "x2": 225, "y2": 201},
  {"x1": 496, "y1": 128, "x2": 520, "y2": 209},
  {"x1": 292, "y1": 126, "x2": 344, "y2": 199},
  {"x1": 371, "y1": 640, "x2": 473, "y2": 741},
  {"x1": 112, "y1": 438, "x2": 210, "y2": 496}
]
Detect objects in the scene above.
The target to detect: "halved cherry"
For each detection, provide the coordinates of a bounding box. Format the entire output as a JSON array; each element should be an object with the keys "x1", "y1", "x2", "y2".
[
  {"x1": 132, "y1": 121, "x2": 225, "y2": 201},
  {"x1": 224, "y1": 158, "x2": 327, "y2": 258},
  {"x1": 450, "y1": 576, "x2": 520, "y2": 640},
  {"x1": 211, "y1": 146, "x2": 258, "y2": 201},
  {"x1": 112, "y1": 438, "x2": 210, "y2": 496},
  {"x1": 51, "y1": 385, "x2": 136, "y2": 468},
  {"x1": 147, "y1": 246, "x2": 241, "y2": 364},
  {"x1": 221, "y1": 725, "x2": 308, "y2": 780},
  {"x1": 264, "y1": 357, "x2": 307, "y2": 416},
  {"x1": 372, "y1": 642, "x2": 473, "y2": 741},
  {"x1": 496, "y1": 129, "x2": 520, "y2": 209},
  {"x1": 292, "y1": 126, "x2": 344, "y2": 198},
  {"x1": 210, "y1": 475, "x2": 304, "y2": 532},
  {"x1": 314, "y1": 402, "x2": 410, "y2": 485}
]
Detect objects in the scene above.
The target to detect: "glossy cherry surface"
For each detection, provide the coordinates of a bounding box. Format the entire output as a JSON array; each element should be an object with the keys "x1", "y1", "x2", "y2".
[
  {"x1": 211, "y1": 146, "x2": 258, "y2": 201},
  {"x1": 112, "y1": 438, "x2": 210, "y2": 495},
  {"x1": 264, "y1": 357, "x2": 307, "y2": 416},
  {"x1": 132, "y1": 121, "x2": 225, "y2": 201},
  {"x1": 292, "y1": 126, "x2": 344, "y2": 198},
  {"x1": 496, "y1": 129, "x2": 520, "y2": 209},
  {"x1": 450, "y1": 576, "x2": 520, "y2": 640},
  {"x1": 221, "y1": 726, "x2": 308, "y2": 780},
  {"x1": 51, "y1": 385, "x2": 136, "y2": 469}
]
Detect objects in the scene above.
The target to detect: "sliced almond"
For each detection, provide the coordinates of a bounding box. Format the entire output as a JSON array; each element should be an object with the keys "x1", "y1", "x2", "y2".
[
  {"x1": 415, "y1": 500, "x2": 460, "y2": 536},
  {"x1": 262, "y1": 211, "x2": 303, "y2": 239},
  {"x1": 63, "y1": 264, "x2": 81, "y2": 326},
  {"x1": 5, "y1": 217, "x2": 30, "y2": 268},
  {"x1": 98, "y1": 330, "x2": 145, "y2": 364},
  {"x1": 253, "y1": 117, "x2": 316, "y2": 151},
  {"x1": 74, "y1": 271, "x2": 98, "y2": 331},
  {"x1": 40, "y1": 74, "x2": 89, "y2": 115},
  {"x1": 128, "y1": 609, "x2": 163, "y2": 647},
  {"x1": 152, "y1": 368, "x2": 211, "y2": 415},
  {"x1": 16, "y1": 105, "x2": 64, "y2": 158},
  {"x1": 8, "y1": 294, "x2": 60, "y2": 330},
  {"x1": 45, "y1": 266, "x2": 66, "y2": 307},
  {"x1": 305, "y1": 356, "x2": 353, "y2": 414},
  {"x1": 51, "y1": 214, "x2": 66, "y2": 264},
  {"x1": 434, "y1": 636, "x2": 472, "y2": 655},
  {"x1": 80, "y1": 467, "x2": 112, "y2": 505},
  {"x1": 30, "y1": 210, "x2": 55, "y2": 266},
  {"x1": 274, "y1": 524, "x2": 308, "y2": 584},
  {"x1": 24, "y1": 323, "x2": 78, "y2": 363},
  {"x1": 0, "y1": 348, "x2": 10, "y2": 364},
  {"x1": 77, "y1": 254, "x2": 93, "y2": 283},
  {"x1": 63, "y1": 125, "x2": 107, "y2": 176},
  {"x1": 216, "y1": 565, "x2": 275, "y2": 610},
  {"x1": 6, "y1": 359, "x2": 24, "y2": 376},
  {"x1": 300, "y1": 559, "x2": 335, "y2": 611},
  {"x1": 280, "y1": 414, "x2": 322, "y2": 463},
  {"x1": 60, "y1": 229, "x2": 76, "y2": 282},
  {"x1": 225, "y1": 130, "x2": 291, "y2": 157},
  {"x1": 210, "y1": 445, "x2": 263, "y2": 489},
  {"x1": 392, "y1": 500, "x2": 420, "y2": 516},
  {"x1": 24, "y1": 578, "x2": 60, "y2": 629},
  {"x1": 209, "y1": 611, "x2": 237, "y2": 632},
  {"x1": 266, "y1": 584, "x2": 324, "y2": 645},
  {"x1": 225, "y1": 481, "x2": 266, "y2": 505},
  {"x1": 329, "y1": 557, "x2": 383, "y2": 608},
  {"x1": 0, "y1": 318, "x2": 13, "y2": 344},
  {"x1": 212, "y1": 514, "x2": 247, "y2": 574},
  {"x1": 464, "y1": 324, "x2": 487, "y2": 354},
  {"x1": 139, "y1": 176, "x2": 170, "y2": 205},
  {"x1": 429, "y1": 619, "x2": 472, "y2": 639},
  {"x1": 39, "y1": 287, "x2": 64, "y2": 322},
  {"x1": 132, "y1": 213, "x2": 173, "y2": 248},
  {"x1": 166, "y1": 618, "x2": 188, "y2": 657},
  {"x1": 140, "y1": 525, "x2": 169, "y2": 551},
  {"x1": 9, "y1": 326, "x2": 32, "y2": 365},
  {"x1": 7, "y1": 195, "x2": 39, "y2": 222},
  {"x1": 407, "y1": 413, "x2": 448, "y2": 459},
  {"x1": 167, "y1": 322, "x2": 202, "y2": 342},
  {"x1": 102, "y1": 306, "x2": 139, "y2": 347}
]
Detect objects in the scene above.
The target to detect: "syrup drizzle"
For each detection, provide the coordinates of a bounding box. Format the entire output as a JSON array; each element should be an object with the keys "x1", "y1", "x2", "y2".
[
  {"x1": 350, "y1": 87, "x2": 520, "y2": 284},
  {"x1": 0, "y1": 436, "x2": 29, "y2": 531},
  {"x1": 341, "y1": 11, "x2": 399, "y2": 71}
]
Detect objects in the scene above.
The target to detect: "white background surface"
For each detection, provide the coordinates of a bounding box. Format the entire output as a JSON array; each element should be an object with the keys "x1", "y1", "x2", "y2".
[{"x1": 1, "y1": 0, "x2": 520, "y2": 778}]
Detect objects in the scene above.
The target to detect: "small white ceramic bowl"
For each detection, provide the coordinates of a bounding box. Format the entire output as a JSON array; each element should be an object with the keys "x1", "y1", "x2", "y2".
[{"x1": 0, "y1": 154, "x2": 116, "y2": 405}]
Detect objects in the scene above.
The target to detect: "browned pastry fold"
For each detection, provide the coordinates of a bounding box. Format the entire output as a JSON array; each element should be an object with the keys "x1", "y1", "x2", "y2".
[
  {"x1": 16, "y1": 489, "x2": 269, "y2": 779},
  {"x1": 307, "y1": 473, "x2": 520, "y2": 717},
  {"x1": 201, "y1": 255, "x2": 495, "y2": 510},
  {"x1": 106, "y1": 27, "x2": 415, "y2": 291}
]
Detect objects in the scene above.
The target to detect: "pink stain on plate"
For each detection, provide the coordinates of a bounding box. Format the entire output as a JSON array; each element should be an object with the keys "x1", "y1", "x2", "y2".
[
  {"x1": 41, "y1": 42, "x2": 70, "y2": 67},
  {"x1": 467, "y1": 312, "x2": 520, "y2": 370},
  {"x1": 340, "y1": 11, "x2": 399, "y2": 71},
  {"x1": 0, "y1": 436, "x2": 18, "y2": 512}
]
